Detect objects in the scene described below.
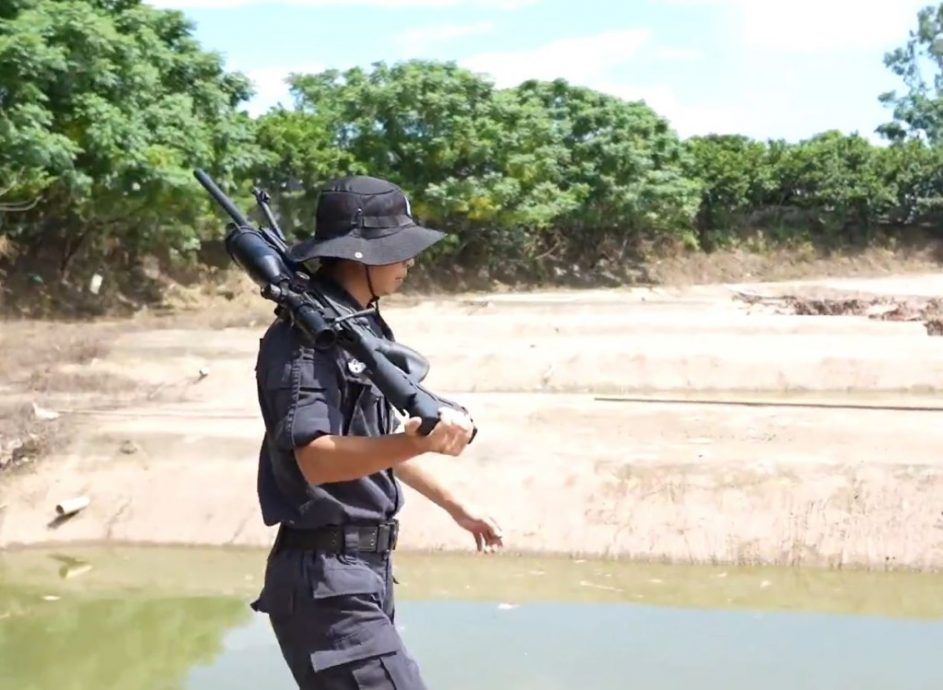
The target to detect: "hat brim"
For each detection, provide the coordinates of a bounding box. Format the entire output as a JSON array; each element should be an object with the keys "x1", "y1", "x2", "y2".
[{"x1": 287, "y1": 223, "x2": 446, "y2": 266}]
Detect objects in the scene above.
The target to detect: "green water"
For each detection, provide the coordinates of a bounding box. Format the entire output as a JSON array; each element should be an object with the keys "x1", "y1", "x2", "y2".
[{"x1": 1, "y1": 546, "x2": 942, "y2": 690}]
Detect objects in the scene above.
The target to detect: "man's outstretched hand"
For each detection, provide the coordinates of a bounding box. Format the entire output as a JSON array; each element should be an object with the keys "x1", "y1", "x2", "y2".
[{"x1": 449, "y1": 503, "x2": 503, "y2": 552}]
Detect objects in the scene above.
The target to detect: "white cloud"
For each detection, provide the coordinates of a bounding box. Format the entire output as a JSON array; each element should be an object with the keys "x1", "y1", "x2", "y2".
[
  {"x1": 666, "y1": 101, "x2": 764, "y2": 140},
  {"x1": 652, "y1": 46, "x2": 703, "y2": 61},
  {"x1": 455, "y1": 28, "x2": 849, "y2": 141},
  {"x1": 595, "y1": 81, "x2": 679, "y2": 112},
  {"x1": 660, "y1": 97, "x2": 890, "y2": 144},
  {"x1": 655, "y1": 0, "x2": 922, "y2": 52},
  {"x1": 227, "y1": 31, "x2": 880, "y2": 143},
  {"x1": 240, "y1": 30, "x2": 666, "y2": 118},
  {"x1": 242, "y1": 63, "x2": 324, "y2": 116},
  {"x1": 460, "y1": 30, "x2": 703, "y2": 133},
  {"x1": 739, "y1": 0, "x2": 919, "y2": 52},
  {"x1": 395, "y1": 20, "x2": 496, "y2": 54},
  {"x1": 149, "y1": 0, "x2": 535, "y2": 9},
  {"x1": 462, "y1": 29, "x2": 652, "y2": 87},
  {"x1": 586, "y1": 79, "x2": 752, "y2": 140},
  {"x1": 459, "y1": 30, "x2": 718, "y2": 137}
]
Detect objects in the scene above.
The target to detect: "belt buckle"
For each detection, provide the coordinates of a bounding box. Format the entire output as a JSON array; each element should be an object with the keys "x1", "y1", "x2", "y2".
[
  {"x1": 376, "y1": 523, "x2": 390, "y2": 552},
  {"x1": 375, "y1": 521, "x2": 398, "y2": 552}
]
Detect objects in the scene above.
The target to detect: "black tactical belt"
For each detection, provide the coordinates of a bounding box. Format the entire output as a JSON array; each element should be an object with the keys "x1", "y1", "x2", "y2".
[{"x1": 275, "y1": 521, "x2": 399, "y2": 554}]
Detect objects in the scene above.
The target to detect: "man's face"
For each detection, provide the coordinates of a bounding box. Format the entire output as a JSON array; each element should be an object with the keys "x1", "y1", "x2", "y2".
[{"x1": 369, "y1": 257, "x2": 415, "y2": 296}]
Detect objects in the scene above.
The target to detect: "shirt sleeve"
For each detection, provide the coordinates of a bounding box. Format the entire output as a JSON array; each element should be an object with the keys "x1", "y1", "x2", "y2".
[{"x1": 262, "y1": 344, "x2": 345, "y2": 451}]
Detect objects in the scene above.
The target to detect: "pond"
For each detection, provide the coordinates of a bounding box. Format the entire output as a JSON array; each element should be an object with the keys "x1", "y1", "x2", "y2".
[{"x1": 1, "y1": 546, "x2": 941, "y2": 690}]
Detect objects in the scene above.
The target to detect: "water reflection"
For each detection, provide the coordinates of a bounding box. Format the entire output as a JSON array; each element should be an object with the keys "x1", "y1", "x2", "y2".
[
  {"x1": 402, "y1": 600, "x2": 943, "y2": 690},
  {"x1": 0, "y1": 589, "x2": 249, "y2": 690},
  {"x1": 0, "y1": 546, "x2": 941, "y2": 690}
]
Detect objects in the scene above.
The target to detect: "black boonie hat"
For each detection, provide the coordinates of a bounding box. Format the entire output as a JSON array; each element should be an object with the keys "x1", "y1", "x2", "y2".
[{"x1": 287, "y1": 176, "x2": 445, "y2": 266}]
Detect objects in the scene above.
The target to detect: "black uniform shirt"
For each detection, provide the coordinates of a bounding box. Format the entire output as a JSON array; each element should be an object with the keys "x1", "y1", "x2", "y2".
[{"x1": 254, "y1": 274, "x2": 402, "y2": 529}]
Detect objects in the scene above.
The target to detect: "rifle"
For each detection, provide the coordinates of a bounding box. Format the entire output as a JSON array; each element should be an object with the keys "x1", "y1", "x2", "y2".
[{"x1": 193, "y1": 169, "x2": 476, "y2": 439}]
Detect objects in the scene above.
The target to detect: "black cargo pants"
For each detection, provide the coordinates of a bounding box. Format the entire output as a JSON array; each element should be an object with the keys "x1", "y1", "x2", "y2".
[{"x1": 251, "y1": 528, "x2": 428, "y2": 689}]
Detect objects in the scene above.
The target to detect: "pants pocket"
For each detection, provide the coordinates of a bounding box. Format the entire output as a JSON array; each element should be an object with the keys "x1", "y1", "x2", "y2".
[
  {"x1": 378, "y1": 652, "x2": 427, "y2": 690},
  {"x1": 263, "y1": 555, "x2": 400, "y2": 678},
  {"x1": 315, "y1": 649, "x2": 427, "y2": 690}
]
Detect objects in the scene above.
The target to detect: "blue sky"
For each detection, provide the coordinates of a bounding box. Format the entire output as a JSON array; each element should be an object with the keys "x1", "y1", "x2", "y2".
[{"x1": 148, "y1": 0, "x2": 928, "y2": 143}]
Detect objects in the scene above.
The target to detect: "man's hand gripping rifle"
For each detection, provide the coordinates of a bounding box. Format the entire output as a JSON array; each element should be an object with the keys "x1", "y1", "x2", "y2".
[{"x1": 193, "y1": 169, "x2": 476, "y2": 440}]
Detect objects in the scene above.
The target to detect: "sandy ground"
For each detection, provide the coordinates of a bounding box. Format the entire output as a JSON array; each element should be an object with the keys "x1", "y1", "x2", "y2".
[{"x1": 2, "y1": 273, "x2": 943, "y2": 571}]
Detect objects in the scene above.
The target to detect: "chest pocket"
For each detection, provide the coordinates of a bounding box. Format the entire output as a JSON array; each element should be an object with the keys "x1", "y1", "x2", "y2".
[{"x1": 338, "y1": 352, "x2": 394, "y2": 437}]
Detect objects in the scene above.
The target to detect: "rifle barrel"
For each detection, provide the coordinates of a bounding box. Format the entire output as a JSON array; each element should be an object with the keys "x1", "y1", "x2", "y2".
[{"x1": 194, "y1": 169, "x2": 250, "y2": 227}]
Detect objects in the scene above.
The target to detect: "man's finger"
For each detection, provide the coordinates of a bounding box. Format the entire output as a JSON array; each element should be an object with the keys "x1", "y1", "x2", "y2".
[
  {"x1": 474, "y1": 531, "x2": 484, "y2": 552},
  {"x1": 485, "y1": 518, "x2": 503, "y2": 547},
  {"x1": 439, "y1": 428, "x2": 455, "y2": 455},
  {"x1": 448, "y1": 428, "x2": 469, "y2": 455}
]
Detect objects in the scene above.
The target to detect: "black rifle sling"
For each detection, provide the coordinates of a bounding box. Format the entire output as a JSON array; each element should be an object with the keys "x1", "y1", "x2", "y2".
[{"x1": 304, "y1": 282, "x2": 395, "y2": 435}]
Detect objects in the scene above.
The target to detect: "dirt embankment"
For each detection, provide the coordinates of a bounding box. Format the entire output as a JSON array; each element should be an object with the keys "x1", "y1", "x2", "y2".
[
  {"x1": 2, "y1": 270, "x2": 943, "y2": 572},
  {"x1": 731, "y1": 290, "x2": 943, "y2": 335}
]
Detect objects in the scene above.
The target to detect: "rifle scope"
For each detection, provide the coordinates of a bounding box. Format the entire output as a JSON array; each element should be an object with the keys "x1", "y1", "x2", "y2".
[{"x1": 194, "y1": 170, "x2": 337, "y2": 350}]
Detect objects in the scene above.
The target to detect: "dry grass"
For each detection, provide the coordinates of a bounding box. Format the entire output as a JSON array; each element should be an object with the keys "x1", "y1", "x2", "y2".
[
  {"x1": 25, "y1": 369, "x2": 140, "y2": 394},
  {"x1": 0, "y1": 320, "x2": 121, "y2": 473},
  {"x1": 646, "y1": 244, "x2": 943, "y2": 286},
  {"x1": 0, "y1": 323, "x2": 112, "y2": 385},
  {"x1": 0, "y1": 286, "x2": 262, "y2": 473},
  {"x1": 0, "y1": 400, "x2": 59, "y2": 472}
]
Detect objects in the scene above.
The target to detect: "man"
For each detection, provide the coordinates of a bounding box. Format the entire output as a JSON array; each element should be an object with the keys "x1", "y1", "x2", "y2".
[{"x1": 250, "y1": 174, "x2": 502, "y2": 689}]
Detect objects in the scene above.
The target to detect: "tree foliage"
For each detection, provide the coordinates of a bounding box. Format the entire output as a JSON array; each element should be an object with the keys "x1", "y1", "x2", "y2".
[
  {"x1": 683, "y1": 131, "x2": 943, "y2": 249},
  {"x1": 254, "y1": 62, "x2": 699, "y2": 279},
  {"x1": 3, "y1": 0, "x2": 943, "y2": 302},
  {"x1": 0, "y1": 0, "x2": 261, "y2": 276},
  {"x1": 879, "y1": 3, "x2": 943, "y2": 143}
]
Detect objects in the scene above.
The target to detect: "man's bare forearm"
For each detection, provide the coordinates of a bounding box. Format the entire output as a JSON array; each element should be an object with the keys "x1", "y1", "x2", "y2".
[
  {"x1": 296, "y1": 433, "x2": 426, "y2": 485},
  {"x1": 394, "y1": 458, "x2": 462, "y2": 516}
]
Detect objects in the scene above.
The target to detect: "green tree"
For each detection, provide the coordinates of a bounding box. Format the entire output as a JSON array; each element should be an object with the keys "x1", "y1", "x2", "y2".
[
  {"x1": 879, "y1": 3, "x2": 943, "y2": 143},
  {"x1": 251, "y1": 107, "x2": 359, "y2": 242},
  {"x1": 517, "y1": 79, "x2": 700, "y2": 244},
  {"x1": 774, "y1": 131, "x2": 896, "y2": 236},
  {"x1": 877, "y1": 139, "x2": 943, "y2": 224},
  {"x1": 0, "y1": 0, "x2": 262, "y2": 277},
  {"x1": 683, "y1": 134, "x2": 776, "y2": 246},
  {"x1": 260, "y1": 62, "x2": 702, "y2": 279},
  {"x1": 266, "y1": 61, "x2": 588, "y2": 275}
]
